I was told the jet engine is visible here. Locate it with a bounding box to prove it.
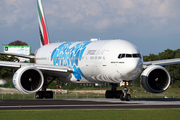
[13,66,44,94]
[141,65,171,93]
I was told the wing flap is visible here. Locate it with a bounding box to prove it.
[34,64,73,73]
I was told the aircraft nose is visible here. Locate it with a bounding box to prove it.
[128,58,141,69]
[124,59,143,79]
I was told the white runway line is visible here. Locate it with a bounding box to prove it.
[0,102,180,109]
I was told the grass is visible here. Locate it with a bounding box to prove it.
[0,109,180,120]
[129,87,180,99]
[0,93,105,99]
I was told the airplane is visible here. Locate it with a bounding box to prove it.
[0,0,180,101]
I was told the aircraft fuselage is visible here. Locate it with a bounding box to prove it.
[35,39,143,83]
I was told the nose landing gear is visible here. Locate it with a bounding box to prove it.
[120,86,131,101]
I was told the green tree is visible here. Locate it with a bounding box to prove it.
[143,53,159,61]
[159,49,175,60]
[0,55,18,79]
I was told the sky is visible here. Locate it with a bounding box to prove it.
[0,0,180,55]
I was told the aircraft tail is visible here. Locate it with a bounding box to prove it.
[37,0,50,46]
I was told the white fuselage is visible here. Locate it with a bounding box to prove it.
[35,39,143,83]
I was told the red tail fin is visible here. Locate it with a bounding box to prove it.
[37,0,50,46]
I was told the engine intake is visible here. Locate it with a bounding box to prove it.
[13,66,44,94]
[141,65,171,93]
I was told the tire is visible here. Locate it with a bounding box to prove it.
[115,90,123,98]
[125,94,131,101]
[105,90,113,98]
[36,91,44,99]
[44,91,53,99]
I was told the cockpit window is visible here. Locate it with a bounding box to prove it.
[118,54,121,59]
[133,54,138,58]
[118,54,125,58]
[118,53,141,59]
[133,54,142,59]
[126,54,132,58]
[121,54,125,58]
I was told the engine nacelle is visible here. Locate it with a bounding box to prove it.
[141,65,171,93]
[13,66,44,94]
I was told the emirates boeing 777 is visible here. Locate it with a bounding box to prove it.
[0,0,180,101]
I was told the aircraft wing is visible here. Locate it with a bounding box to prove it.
[0,61,73,74]
[0,52,34,59]
[143,58,180,68]
[0,52,73,77]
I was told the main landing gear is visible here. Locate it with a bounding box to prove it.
[35,76,55,99]
[105,83,131,101]
[36,91,53,99]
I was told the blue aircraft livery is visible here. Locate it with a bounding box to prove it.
[51,41,92,79]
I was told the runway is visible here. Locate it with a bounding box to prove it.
[1,98,180,110]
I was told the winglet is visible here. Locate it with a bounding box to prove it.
[37,0,50,46]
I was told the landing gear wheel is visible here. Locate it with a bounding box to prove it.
[115,90,123,98]
[125,94,131,101]
[44,91,53,99]
[120,93,131,101]
[36,91,44,99]
[105,90,123,98]
[35,91,53,99]
[120,93,125,101]
[105,90,113,98]
[120,81,131,101]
